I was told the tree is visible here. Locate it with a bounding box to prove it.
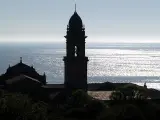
[112,84,148,100]
[109,91,124,100]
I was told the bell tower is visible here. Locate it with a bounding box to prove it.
[63,8,88,91]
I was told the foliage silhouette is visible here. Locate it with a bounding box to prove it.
[0,89,159,120]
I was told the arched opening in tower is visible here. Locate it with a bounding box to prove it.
[75,46,77,57]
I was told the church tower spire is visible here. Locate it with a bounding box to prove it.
[63,7,88,91]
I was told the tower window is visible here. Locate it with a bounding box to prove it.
[75,46,77,56]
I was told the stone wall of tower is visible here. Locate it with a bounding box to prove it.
[63,57,88,91]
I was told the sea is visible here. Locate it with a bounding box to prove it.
[1,42,160,90]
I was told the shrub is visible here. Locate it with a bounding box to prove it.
[111,104,146,120]
[0,91,48,120]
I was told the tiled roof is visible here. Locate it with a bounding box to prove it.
[6,74,41,84]
[88,91,113,100]
[42,84,64,89]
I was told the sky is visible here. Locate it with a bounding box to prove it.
[1,0,160,43]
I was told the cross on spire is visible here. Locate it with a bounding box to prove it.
[75,3,76,12]
[74,0,77,12]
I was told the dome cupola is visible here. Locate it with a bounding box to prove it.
[69,11,83,28]
[68,4,83,30]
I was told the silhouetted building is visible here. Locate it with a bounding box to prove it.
[0,57,46,86]
[0,7,90,97]
[63,7,89,91]
[6,74,42,93]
